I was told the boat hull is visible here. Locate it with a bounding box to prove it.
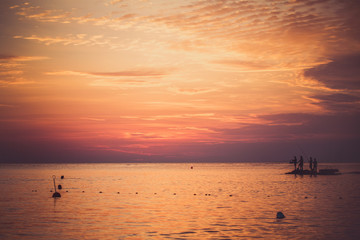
[286,169,341,175]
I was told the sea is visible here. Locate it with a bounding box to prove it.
[0,163,359,240]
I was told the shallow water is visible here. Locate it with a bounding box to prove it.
[0,163,359,239]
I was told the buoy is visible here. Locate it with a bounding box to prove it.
[117,192,120,194]
[51,175,61,198]
[136,192,138,194]
[52,192,61,198]
[276,212,285,219]
[173,193,176,195]
[58,184,62,190]
[82,191,85,193]
[61,175,64,179]
[229,195,232,197]
[190,166,193,169]
[194,193,196,195]
[99,191,102,193]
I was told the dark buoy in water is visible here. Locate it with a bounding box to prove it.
[58,184,62,190]
[190,166,193,169]
[52,175,61,198]
[52,192,61,198]
[61,175,64,179]
[276,212,285,219]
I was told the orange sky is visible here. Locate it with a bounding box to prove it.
[1,0,360,162]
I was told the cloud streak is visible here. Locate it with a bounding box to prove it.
[0,54,48,85]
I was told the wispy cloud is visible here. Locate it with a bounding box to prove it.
[0,54,48,62]
[0,54,48,86]
[169,86,217,95]
[14,34,116,48]
[46,69,170,79]
[46,68,171,89]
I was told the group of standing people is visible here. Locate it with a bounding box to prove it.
[291,156,317,173]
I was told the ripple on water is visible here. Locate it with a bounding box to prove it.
[178,231,197,234]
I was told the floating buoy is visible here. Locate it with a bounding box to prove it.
[194,193,196,196]
[58,184,62,190]
[190,166,193,169]
[52,192,61,198]
[136,192,138,194]
[51,175,61,198]
[117,192,120,194]
[173,193,176,195]
[99,191,102,193]
[276,212,285,219]
[229,195,232,197]
[82,191,85,193]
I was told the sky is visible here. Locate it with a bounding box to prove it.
[0,0,360,163]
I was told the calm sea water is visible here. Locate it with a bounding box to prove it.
[0,163,359,240]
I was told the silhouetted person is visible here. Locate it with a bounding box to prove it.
[309,157,313,172]
[313,158,318,173]
[292,156,297,171]
[298,156,304,172]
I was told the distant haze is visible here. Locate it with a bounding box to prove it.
[0,0,360,163]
